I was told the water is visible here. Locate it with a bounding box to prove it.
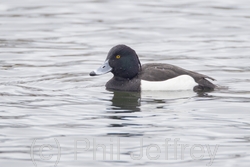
[0,0,250,166]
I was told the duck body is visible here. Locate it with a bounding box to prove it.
[90,45,216,92]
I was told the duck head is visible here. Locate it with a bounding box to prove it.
[90,45,141,79]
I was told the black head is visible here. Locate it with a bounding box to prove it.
[90,45,141,79]
[107,45,141,78]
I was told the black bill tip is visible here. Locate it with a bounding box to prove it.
[89,71,96,76]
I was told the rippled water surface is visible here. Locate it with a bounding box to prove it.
[1,0,250,166]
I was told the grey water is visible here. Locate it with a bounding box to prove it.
[0,0,250,167]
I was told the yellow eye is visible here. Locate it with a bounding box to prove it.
[116,55,121,59]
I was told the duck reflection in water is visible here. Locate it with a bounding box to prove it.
[106,90,210,131]
[106,91,141,130]
[109,91,141,113]
[108,90,206,113]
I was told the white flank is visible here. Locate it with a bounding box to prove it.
[141,75,197,91]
